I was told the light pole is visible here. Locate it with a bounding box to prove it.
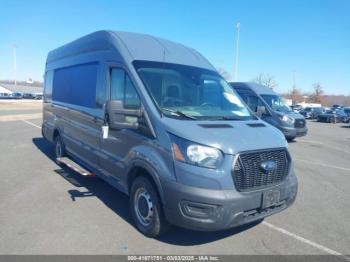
[12,44,17,87]
[234,22,240,82]
[292,70,296,90]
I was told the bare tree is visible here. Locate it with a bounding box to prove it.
[254,73,264,85]
[217,67,231,81]
[253,73,278,89]
[289,87,303,105]
[309,82,325,104]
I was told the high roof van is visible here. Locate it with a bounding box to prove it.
[42,31,298,237]
[230,82,308,141]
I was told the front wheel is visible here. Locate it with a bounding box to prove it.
[54,135,66,164]
[286,137,295,142]
[130,176,170,237]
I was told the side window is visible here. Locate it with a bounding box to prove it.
[96,66,107,109]
[248,95,259,112]
[110,68,140,109]
[237,92,259,112]
[125,75,141,109]
[110,68,124,101]
[44,70,54,102]
[52,63,98,108]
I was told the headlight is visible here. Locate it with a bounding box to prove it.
[169,134,223,169]
[279,115,294,125]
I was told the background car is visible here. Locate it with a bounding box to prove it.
[33,93,43,100]
[317,109,348,123]
[291,105,302,112]
[300,107,324,119]
[10,92,23,99]
[299,107,313,119]
[0,93,10,99]
[343,108,350,123]
[22,93,36,99]
[310,107,325,119]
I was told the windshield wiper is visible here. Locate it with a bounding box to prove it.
[201,116,243,121]
[161,108,198,120]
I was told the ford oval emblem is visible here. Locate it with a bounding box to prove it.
[261,160,277,172]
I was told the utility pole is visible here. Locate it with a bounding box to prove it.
[234,22,240,82]
[292,70,296,90]
[12,44,17,87]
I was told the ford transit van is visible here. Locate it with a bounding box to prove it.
[42,31,298,237]
[230,82,307,141]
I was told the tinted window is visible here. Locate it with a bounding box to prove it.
[125,76,141,109]
[236,92,263,112]
[96,68,107,109]
[44,70,54,102]
[110,68,140,109]
[110,68,125,101]
[52,63,98,108]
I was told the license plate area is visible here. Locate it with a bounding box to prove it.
[262,190,280,209]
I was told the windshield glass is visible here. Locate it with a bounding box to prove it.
[303,107,312,112]
[134,61,253,120]
[261,94,292,112]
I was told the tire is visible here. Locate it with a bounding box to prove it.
[54,134,66,164]
[130,176,171,237]
[286,137,295,142]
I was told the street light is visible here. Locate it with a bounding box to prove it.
[12,44,17,87]
[234,22,240,82]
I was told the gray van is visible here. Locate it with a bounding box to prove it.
[42,31,298,237]
[230,82,307,141]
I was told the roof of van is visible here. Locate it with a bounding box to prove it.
[230,82,277,95]
[47,30,216,71]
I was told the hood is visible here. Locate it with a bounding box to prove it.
[276,111,305,119]
[162,118,287,155]
[321,113,334,116]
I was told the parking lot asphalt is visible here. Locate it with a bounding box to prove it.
[0,102,349,256]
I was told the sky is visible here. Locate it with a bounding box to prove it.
[0,0,349,95]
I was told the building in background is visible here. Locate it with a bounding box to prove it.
[0,83,43,99]
[0,85,13,98]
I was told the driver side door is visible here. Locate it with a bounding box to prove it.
[237,91,275,123]
[99,65,144,187]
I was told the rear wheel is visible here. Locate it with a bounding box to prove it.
[130,176,171,237]
[54,135,66,164]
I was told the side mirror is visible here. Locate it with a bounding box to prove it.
[105,100,142,130]
[256,105,267,117]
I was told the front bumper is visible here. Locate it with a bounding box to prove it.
[279,126,307,138]
[160,173,298,231]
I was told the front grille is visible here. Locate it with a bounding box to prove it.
[232,149,289,191]
[294,119,305,128]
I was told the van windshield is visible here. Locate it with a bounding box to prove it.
[133,61,254,120]
[261,94,292,113]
